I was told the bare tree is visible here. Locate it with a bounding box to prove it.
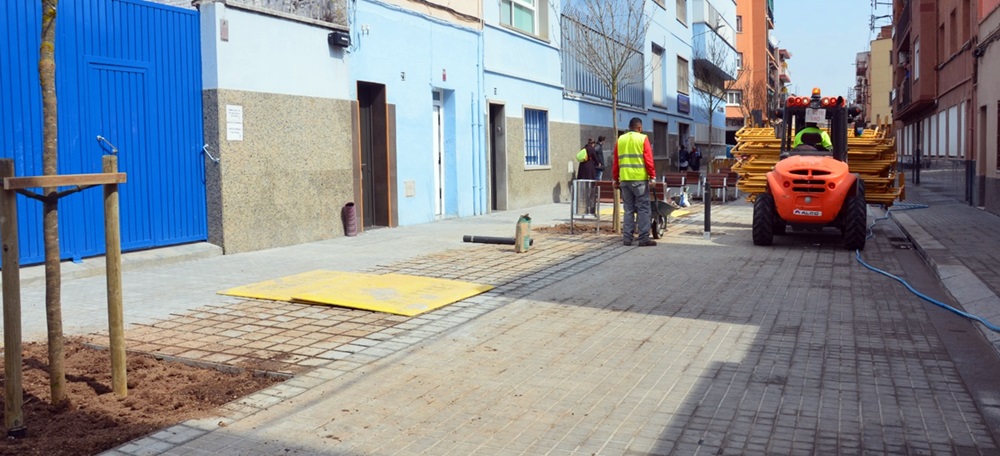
[39,0,68,406]
[692,33,737,159]
[561,0,653,135]
[726,64,771,128]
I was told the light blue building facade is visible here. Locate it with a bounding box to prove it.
[178,0,736,253]
[349,1,488,224]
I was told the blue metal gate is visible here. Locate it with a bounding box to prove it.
[0,0,206,265]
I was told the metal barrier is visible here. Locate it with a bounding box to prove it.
[570,179,599,234]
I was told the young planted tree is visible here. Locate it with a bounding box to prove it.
[692,33,737,163]
[561,0,653,139]
[561,0,653,232]
[40,0,68,406]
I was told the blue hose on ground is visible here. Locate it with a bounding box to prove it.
[855,203,1000,333]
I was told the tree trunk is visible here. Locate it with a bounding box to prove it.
[610,94,621,234]
[40,0,67,407]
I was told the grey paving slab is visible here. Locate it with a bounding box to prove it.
[0,179,987,456]
[8,203,573,343]
[90,194,1000,456]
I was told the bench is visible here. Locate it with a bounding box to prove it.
[594,180,668,204]
[584,180,679,237]
[704,172,739,202]
[685,171,704,198]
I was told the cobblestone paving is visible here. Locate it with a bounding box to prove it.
[87,232,619,375]
[102,202,1000,456]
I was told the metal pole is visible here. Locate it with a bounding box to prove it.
[704,177,711,239]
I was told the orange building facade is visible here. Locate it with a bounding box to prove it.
[725,0,784,144]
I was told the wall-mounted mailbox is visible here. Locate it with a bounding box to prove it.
[328,31,350,48]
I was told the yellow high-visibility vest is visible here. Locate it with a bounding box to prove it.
[617,132,649,181]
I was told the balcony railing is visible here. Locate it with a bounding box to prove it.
[560,15,644,109]
[896,78,912,111]
[896,0,911,38]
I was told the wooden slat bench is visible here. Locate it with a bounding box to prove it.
[704,172,740,202]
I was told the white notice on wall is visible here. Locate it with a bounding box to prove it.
[227,123,243,141]
[226,104,244,141]
[226,105,243,123]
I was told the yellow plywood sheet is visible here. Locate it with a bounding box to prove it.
[217,270,359,302]
[219,271,493,317]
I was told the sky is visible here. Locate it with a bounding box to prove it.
[773,0,893,99]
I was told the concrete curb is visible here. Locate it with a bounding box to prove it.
[890,211,1000,352]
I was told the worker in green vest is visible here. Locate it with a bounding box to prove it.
[612,117,657,247]
[792,122,833,150]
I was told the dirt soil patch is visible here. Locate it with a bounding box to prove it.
[534,220,618,236]
[1,338,282,456]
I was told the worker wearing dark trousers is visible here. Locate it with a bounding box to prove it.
[612,117,657,247]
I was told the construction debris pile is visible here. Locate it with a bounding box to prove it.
[730,124,905,206]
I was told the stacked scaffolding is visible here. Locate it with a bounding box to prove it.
[730,123,904,206]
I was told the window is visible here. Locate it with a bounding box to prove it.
[736,52,743,70]
[653,0,665,8]
[950,9,957,54]
[677,56,689,94]
[524,108,549,166]
[736,15,742,32]
[938,24,945,61]
[653,45,665,107]
[914,39,920,80]
[501,0,538,36]
[676,0,687,25]
[963,0,971,42]
[726,90,742,106]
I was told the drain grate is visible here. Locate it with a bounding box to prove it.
[683,230,726,236]
[887,236,913,249]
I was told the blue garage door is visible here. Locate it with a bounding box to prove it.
[0,0,206,264]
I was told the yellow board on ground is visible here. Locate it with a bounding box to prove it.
[218,271,493,317]
[218,270,358,302]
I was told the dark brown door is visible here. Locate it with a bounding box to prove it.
[489,103,507,211]
[357,82,390,227]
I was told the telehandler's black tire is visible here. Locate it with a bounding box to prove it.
[752,192,776,246]
[842,180,867,250]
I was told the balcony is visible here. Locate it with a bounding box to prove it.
[895,78,912,111]
[691,0,737,50]
[894,0,911,49]
[855,52,869,76]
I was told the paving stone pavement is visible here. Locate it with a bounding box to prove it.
[887,170,1000,351]
[95,194,1000,456]
[83,233,617,375]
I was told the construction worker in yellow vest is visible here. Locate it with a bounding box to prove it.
[612,117,657,247]
[792,122,833,150]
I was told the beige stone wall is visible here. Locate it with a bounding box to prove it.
[504,118,615,209]
[203,89,354,254]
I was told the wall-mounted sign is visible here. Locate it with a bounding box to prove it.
[678,93,690,114]
[226,105,243,141]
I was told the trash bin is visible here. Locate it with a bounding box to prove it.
[341,202,358,237]
[572,179,597,216]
